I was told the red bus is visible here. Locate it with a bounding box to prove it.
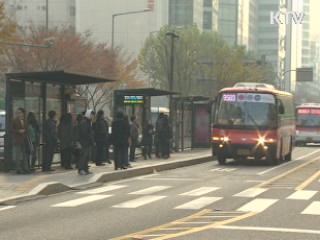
[211,83,295,165]
[295,103,320,146]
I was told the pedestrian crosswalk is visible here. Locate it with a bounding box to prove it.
[44,184,320,216]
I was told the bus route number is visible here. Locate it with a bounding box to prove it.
[223,94,236,102]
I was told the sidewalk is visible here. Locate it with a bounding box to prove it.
[0,149,212,205]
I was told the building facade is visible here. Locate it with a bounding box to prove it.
[3,0,75,32]
[168,0,219,32]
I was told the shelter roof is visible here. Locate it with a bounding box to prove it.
[115,88,178,96]
[5,70,115,85]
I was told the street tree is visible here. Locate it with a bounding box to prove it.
[139,25,275,98]
[0,3,16,53]
[0,26,144,112]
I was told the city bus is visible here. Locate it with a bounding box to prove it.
[295,103,320,146]
[211,82,295,165]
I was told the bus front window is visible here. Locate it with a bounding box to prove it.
[216,93,277,129]
[296,109,320,127]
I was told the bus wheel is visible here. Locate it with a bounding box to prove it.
[284,151,292,161]
[217,154,227,165]
[267,150,279,165]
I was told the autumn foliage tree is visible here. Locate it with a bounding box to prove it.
[0,26,145,111]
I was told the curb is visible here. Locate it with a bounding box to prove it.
[0,154,214,205]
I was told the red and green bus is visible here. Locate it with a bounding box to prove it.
[211,82,295,165]
[295,103,320,146]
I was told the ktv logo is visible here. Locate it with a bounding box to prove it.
[270,11,305,24]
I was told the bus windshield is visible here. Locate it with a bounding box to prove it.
[215,93,277,129]
[296,108,320,127]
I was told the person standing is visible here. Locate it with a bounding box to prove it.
[111,112,130,170]
[129,116,139,163]
[154,113,164,158]
[27,112,40,171]
[159,114,172,159]
[78,110,95,175]
[42,110,58,172]
[72,114,82,169]
[93,110,109,166]
[59,113,74,170]
[141,120,154,160]
[12,108,31,174]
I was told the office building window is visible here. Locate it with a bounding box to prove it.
[203,12,212,30]
[204,0,212,8]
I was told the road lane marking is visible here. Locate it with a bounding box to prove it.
[151,212,257,240]
[217,225,320,235]
[128,186,172,195]
[180,187,220,196]
[233,188,267,198]
[52,195,112,207]
[287,190,317,200]
[258,149,320,175]
[175,197,222,210]
[0,206,16,212]
[237,198,278,212]
[210,168,236,172]
[77,185,127,194]
[296,170,320,190]
[255,156,320,188]
[112,196,166,208]
[301,201,320,215]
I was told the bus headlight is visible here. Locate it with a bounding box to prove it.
[257,137,276,145]
[222,136,229,142]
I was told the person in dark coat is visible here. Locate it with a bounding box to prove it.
[141,120,154,160]
[111,112,130,170]
[93,110,110,166]
[59,113,74,170]
[27,112,40,171]
[129,116,139,163]
[43,110,58,172]
[72,114,82,168]
[78,110,95,175]
[159,114,172,159]
[154,113,164,158]
[12,108,32,174]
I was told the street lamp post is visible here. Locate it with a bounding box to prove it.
[111,8,150,50]
[166,31,179,151]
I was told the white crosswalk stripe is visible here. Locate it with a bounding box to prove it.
[175,197,222,210]
[287,190,317,200]
[112,196,167,208]
[210,168,236,172]
[0,206,16,212]
[52,195,113,207]
[77,185,127,195]
[128,186,172,195]
[180,187,220,196]
[233,188,268,198]
[301,201,320,215]
[237,198,278,212]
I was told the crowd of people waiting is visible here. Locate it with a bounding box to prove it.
[12,107,172,175]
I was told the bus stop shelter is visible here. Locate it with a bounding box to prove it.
[113,88,178,128]
[3,70,115,172]
[173,96,212,150]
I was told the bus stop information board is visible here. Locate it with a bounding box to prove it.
[123,95,144,104]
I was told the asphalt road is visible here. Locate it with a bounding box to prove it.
[1,146,320,240]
